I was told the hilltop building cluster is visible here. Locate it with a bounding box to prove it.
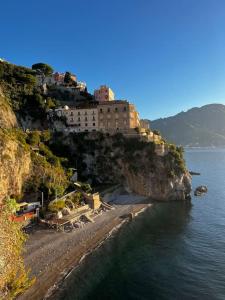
[36,70,162,145]
[52,99,141,135]
[36,71,87,93]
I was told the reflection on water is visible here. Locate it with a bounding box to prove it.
[55,202,192,300]
[56,149,225,300]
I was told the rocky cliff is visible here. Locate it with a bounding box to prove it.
[50,132,192,201]
[0,130,31,202]
[121,162,191,201]
[0,87,31,202]
[0,87,17,128]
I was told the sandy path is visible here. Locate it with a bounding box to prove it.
[18,196,151,300]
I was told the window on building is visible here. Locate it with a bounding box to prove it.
[78,112,80,115]
[100,108,103,113]
[115,107,118,112]
[85,117,88,121]
[70,118,73,122]
[108,108,110,112]
[78,117,80,121]
[70,112,73,116]
[92,111,95,114]
[85,112,87,115]
[124,107,127,111]
[85,123,88,126]
[78,123,80,126]
[93,123,95,126]
[93,116,95,121]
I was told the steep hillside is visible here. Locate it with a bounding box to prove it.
[0,87,17,128]
[0,61,56,129]
[0,128,70,204]
[0,130,31,201]
[151,104,225,147]
[49,132,191,201]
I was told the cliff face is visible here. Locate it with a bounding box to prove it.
[0,131,31,202]
[116,144,191,201]
[50,132,192,201]
[121,162,191,201]
[0,88,31,202]
[0,87,17,128]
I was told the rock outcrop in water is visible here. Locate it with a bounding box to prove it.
[194,185,207,196]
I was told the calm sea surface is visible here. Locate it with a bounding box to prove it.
[56,149,225,300]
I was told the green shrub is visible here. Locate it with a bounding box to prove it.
[71,192,82,206]
[166,143,186,175]
[41,130,51,142]
[27,131,40,146]
[48,199,65,212]
[79,182,92,193]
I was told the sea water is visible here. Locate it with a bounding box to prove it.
[55,148,225,300]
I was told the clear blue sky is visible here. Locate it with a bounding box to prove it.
[1,0,225,119]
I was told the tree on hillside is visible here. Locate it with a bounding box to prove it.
[31,63,53,76]
[64,71,72,84]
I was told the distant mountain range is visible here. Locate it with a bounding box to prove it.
[150,104,225,147]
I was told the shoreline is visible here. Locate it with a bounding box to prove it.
[45,217,129,299]
[18,194,152,300]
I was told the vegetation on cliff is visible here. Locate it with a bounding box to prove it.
[0,61,57,127]
[0,198,34,299]
[48,131,187,189]
[0,128,70,202]
[31,62,53,76]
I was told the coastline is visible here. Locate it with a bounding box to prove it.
[18,193,152,300]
